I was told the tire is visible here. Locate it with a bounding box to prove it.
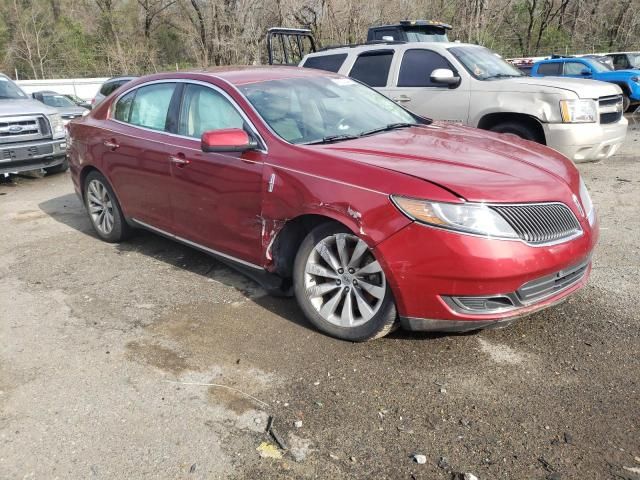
[489,121,543,144]
[83,170,131,243]
[622,94,631,112]
[44,158,69,175]
[293,222,397,341]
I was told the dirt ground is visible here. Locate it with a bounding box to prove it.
[1,117,639,480]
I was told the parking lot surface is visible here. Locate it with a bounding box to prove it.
[1,118,639,479]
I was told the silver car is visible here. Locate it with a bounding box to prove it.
[32,91,89,125]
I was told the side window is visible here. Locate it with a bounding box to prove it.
[536,62,562,76]
[398,49,453,87]
[114,90,135,122]
[373,29,397,41]
[613,55,629,69]
[129,83,176,131]
[178,84,245,139]
[564,62,588,75]
[349,51,394,87]
[100,82,119,96]
[302,54,348,73]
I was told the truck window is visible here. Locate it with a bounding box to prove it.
[302,54,348,73]
[372,29,398,41]
[349,51,393,87]
[612,55,630,69]
[398,49,453,87]
[536,62,562,76]
[563,62,587,75]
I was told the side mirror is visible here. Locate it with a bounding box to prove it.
[430,68,461,87]
[201,128,257,153]
[580,68,592,76]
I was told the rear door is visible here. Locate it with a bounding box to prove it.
[103,81,177,231]
[382,48,470,123]
[165,82,265,265]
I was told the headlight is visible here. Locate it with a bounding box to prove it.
[631,76,639,83]
[47,113,65,138]
[392,196,518,239]
[579,177,595,225]
[82,109,90,116]
[560,99,597,123]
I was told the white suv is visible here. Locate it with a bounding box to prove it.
[301,42,627,162]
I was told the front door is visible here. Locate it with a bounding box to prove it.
[166,83,265,266]
[381,48,470,124]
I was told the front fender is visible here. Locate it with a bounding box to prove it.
[469,91,564,126]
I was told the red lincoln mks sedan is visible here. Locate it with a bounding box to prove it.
[68,67,598,341]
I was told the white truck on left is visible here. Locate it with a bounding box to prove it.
[0,73,68,176]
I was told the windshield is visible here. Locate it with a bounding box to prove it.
[42,94,76,108]
[449,46,523,80]
[629,53,640,68]
[404,27,449,43]
[240,76,419,145]
[0,77,28,99]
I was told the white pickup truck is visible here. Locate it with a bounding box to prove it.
[301,42,627,162]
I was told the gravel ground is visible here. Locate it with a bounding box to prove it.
[1,118,639,479]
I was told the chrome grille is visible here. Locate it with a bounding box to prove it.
[0,115,46,144]
[599,95,623,124]
[517,258,590,304]
[491,203,582,245]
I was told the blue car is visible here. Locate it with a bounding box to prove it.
[532,57,640,111]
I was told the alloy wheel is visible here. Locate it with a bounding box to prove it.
[87,179,115,235]
[304,233,386,328]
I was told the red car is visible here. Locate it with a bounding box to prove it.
[68,67,598,341]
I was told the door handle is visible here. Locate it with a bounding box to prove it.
[392,96,411,103]
[169,155,190,168]
[103,139,119,149]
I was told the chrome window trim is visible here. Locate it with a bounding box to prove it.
[109,78,268,154]
[391,197,584,247]
[131,218,264,271]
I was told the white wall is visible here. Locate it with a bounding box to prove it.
[16,78,109,101]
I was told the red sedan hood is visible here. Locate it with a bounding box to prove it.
[316,124,579,203]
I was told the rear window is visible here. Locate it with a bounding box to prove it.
[128,83,176,131]
[302,54,348,73]
[349,51,393,87]
[536,62,562,76]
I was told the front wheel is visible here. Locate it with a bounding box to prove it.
[489,121,543,144]
[293,223,397,341]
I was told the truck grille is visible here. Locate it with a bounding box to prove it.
[491,203,582,245]
[599,95,623,124]
[0,115,47,144]
[516,257,590,304]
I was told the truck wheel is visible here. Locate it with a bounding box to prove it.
[489,121,543,144]
[83,171,131,243]
[44,159,69,175]
[293,222,397,341]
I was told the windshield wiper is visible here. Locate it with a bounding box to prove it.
[359,122,422,137]
[304,133,361,145]
[484,73,522,80]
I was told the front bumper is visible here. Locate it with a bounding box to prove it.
[0,138,67,175]
[374,219,598,332]
[543,117,627,163]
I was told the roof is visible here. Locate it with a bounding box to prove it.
[307,41,477,57]
[181,66,341,86]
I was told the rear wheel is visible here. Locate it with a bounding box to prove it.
[44,158,69,175]
[83,171,131,243]
[293,223,397,341]
[489,121,544,144]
